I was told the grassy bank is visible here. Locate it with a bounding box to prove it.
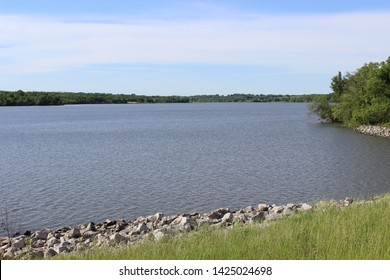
[54,194,390,260]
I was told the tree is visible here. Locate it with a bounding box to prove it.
[330,71,346,102]
[309,95,335,122]
[311,57,390,127]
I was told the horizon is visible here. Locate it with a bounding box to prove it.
[1,0,390,95]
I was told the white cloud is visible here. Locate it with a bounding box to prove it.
[0,11,389,74]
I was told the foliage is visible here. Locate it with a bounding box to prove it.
[330,71,346,102]
[311,57,390,127]
[308,95,334,122]
[0,91,322,106]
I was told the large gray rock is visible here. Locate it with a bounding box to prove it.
[3,247,17,258]
[136,223,149,234]
[251,212,266,222]
[46,237,60,247]
[269,205,284,214]
[282,207,295,216]
[32,248,45,258]
[84,222,96,232]
[299,203,312,211]
[69,228,81,238]
[32,230,49,240]
[243,206,255,213]
[32,239,46,248]
[44,248,57,258]
[110,233,128,245]
[149,212,164,222]
[179,216,195,231]
[257,204,269,211]
[208,208,230,219]
[221,212,233,224]
[265,212,281,221]
[11,238,25,249]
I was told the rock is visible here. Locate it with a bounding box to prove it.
[355,125,390,138]
[105,220,117,227]
[81,230,97,241]
[32,229,49,240]
[0,237,11,246]
[251,212,266,222]
[60,234,69,243]
[47,232,62,239]
[32,239,47,248]
[32,248,45,258]
[233,213,249,223]
[243,206,255,213]
[85,222,96,232]
[55,226,71,233]
[46,237,60,248]
[115,223,127,232]
[3,247,17,258]
[136,223,149,234]
[110,233,128,245]
[197,218,211,227]
[147,212,164,223]
[11,238,25,249]
[221,212,233,224]
[270,205,284,214]
[257,204,269,211]
[207,211,221,219]
[286,203,295,209]
[53,241,72,254]
[299,203,312,211]
[44,248,58,258]
[265,212,281,221]
[179,216,195,231]
[344,197,354,206]
[208,208,230,219]
[95,234,108,246]
[1,244,10,252]
[69,228,81,238]
[282,207,295,215]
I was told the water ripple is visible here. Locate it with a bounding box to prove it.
[1,103,390,234]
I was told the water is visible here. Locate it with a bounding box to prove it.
[1,103,390,234]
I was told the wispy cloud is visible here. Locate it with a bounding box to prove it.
[1,11,389,75]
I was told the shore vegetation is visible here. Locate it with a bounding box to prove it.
[310,56,390,127]
[50,194,390,260]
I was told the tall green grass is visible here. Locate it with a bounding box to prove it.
[56,195,390,260]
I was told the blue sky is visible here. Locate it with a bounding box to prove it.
[1,1,390,95]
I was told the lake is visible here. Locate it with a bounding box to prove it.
[1,103,390,235]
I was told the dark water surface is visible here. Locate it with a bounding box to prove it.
[1,103,390,234]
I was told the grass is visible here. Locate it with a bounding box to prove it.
[54,194,390,260]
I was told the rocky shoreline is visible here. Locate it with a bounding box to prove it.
[0,198,357,259]
[354,125,390,138]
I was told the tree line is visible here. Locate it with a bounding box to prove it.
[0,91,321,106]
[310,57,390,127]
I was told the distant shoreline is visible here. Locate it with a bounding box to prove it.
[0,90,323,106]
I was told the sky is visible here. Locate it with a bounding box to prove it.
[1,0,390,95]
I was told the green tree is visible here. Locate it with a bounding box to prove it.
[330,71,346,102]
[309,95,335,122]
[311,57,390,126]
